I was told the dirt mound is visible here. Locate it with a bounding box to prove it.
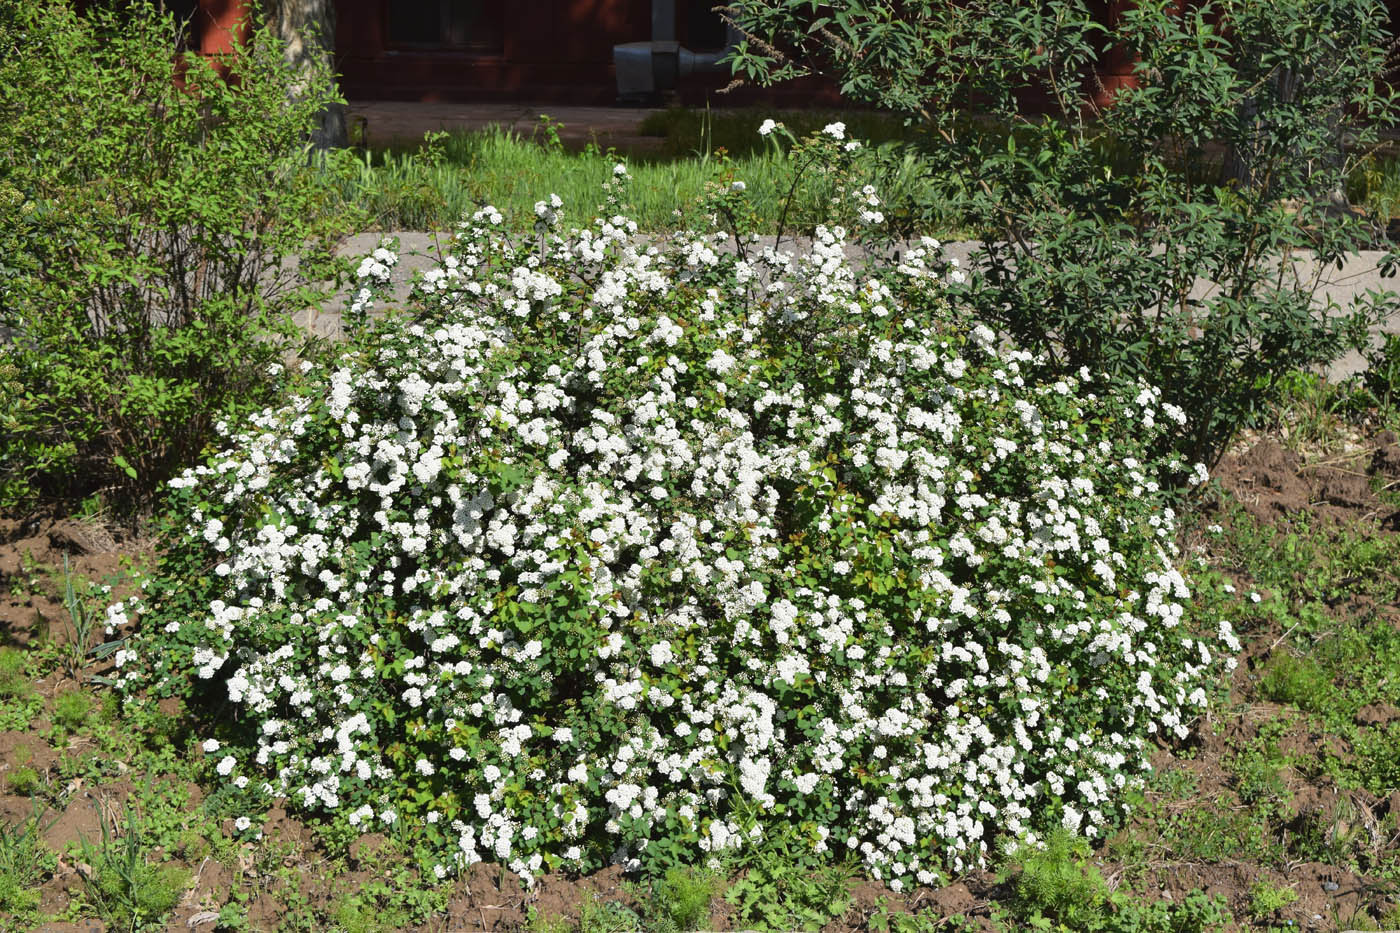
[1213,432,1400,529]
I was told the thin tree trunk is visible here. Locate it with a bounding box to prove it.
[264,0,347,149]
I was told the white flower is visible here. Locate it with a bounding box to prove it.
[758,118,779,137]
[216,755,236,776]
[707,349,737,375]
[613,162,628,176]
[234,816,252,832]
[822,121,846,139]
[730,181,747,192]
[202,739,220,753]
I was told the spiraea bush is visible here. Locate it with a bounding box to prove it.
[111,158,1237,890]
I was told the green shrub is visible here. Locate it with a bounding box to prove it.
[0,0,361,509]
[1364,333,1400,411]
[115,160,1236,888]
[723,0,1400,467]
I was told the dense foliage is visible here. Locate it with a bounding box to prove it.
[723,0,1400,466]
[0,0,360,508]
[112,165,1237,889]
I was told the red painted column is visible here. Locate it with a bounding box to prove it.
[197,0,249,67]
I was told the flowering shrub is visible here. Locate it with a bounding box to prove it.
[113,164,1236,890]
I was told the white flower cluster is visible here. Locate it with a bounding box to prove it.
[350,242,399,315]
[116,167,1235,889]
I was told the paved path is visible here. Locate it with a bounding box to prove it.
[303,232,1400,381]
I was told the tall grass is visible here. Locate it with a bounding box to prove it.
[636,106,920,159]
[332,125,814,233]
[333,119,1400,241]
[328,116,963,236]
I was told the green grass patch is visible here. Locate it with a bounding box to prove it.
[636,107,919,159]
[334,119,968,237]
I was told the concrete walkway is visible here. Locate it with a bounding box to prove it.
[303,232,1400,381]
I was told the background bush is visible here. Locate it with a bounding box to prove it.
[114,167,1235,889]
[0,0,361,511]
[724,0,1400,467]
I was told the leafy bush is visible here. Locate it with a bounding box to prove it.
[114,166,1236,888]
[722,0,1400,466]
[0,0,360,509]
[1364,333,1400,410]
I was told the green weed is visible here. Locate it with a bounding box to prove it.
[0,802,56,922]
[1229,725,1293,808]
[1259,652,1331,713]
[723,827,855,932]
[579,894,643,933]
[76,804,190,932]
[1248,879,1299,920]
[1364,333,1400,415]
[7,764,42,797]
[60,555,97,681]
[53,687,94,732]
[646,865,722,932]
[1004,829,1111,930]
[0,646,32,698]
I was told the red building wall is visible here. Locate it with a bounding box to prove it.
[181,0,1400,107]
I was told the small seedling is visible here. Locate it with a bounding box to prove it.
[0,646,31,699]
[61,555,97,682]
[52,688,94,733]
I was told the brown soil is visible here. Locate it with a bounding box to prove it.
[0,513,153,650]
[1107,429,1400,931]
[1210,433,1400,528]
